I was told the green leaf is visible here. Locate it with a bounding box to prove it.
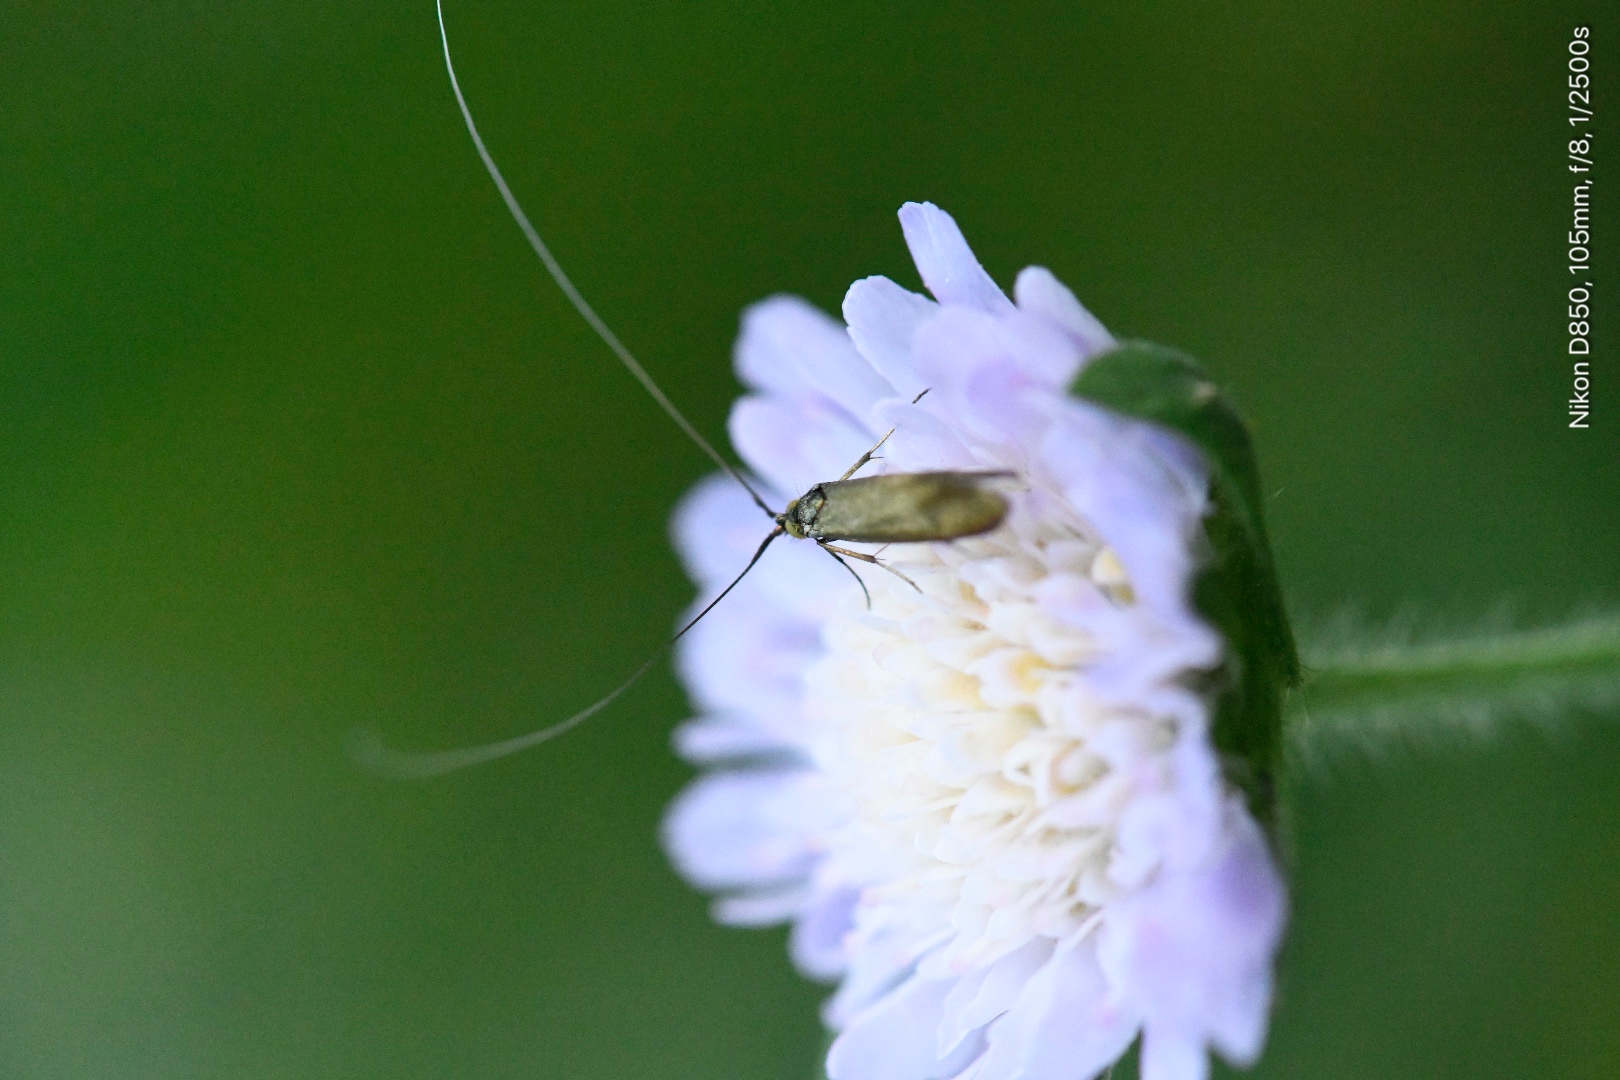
[1071,341,1299,830]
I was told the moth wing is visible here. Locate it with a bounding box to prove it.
[813,472,1012,542]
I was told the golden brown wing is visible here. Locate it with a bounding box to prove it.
[805,471,1011,543]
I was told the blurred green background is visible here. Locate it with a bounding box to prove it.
[2,1,1617,1076]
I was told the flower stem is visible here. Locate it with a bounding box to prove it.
[1286,614,1620,756]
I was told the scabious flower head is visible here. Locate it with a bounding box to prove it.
[664,203,1286,1080]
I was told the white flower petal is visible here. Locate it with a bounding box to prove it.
[790,884,861,980]
[662,768,829,890]
[1099,803,1286,1070]
[869,398,978,472]
[1040,405,1210,619]
[914,306,1084,393]
[670,472,783,589]
[714,885,811,927]
[825,923,947,1029]
[974,940,1137,1080]
[900,312,1083,471]
[936,937,1053,1056]
[899,202,1016,315]
[1013,266,1116,357]
[1138,1032,1210,1080]
[673,593,819,717]
[671,711,804,763]
[843,274,937,401]
[730,393,880,501]
[737,294,897,418]
[828,973,958,1080]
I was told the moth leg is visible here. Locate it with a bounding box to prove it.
[837,428,896,482]
[817,544,872,608]
[820,542,922,593]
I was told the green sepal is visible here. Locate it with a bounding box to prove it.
[1070,341,1299,831]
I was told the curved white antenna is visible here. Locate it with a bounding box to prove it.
[352,6,789,777]
[434,0,776,520]
[348,651,660,777]
[353,527,785,777]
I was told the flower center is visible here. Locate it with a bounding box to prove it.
[802,507,1152,972]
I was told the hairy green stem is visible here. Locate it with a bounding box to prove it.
[1285,615,1620,755]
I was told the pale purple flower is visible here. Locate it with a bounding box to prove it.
[663,203,1286,1080]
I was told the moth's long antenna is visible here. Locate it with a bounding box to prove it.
[435,0,776,521]
[352,526,786,777]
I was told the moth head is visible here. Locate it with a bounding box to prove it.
[779,487,827,539]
